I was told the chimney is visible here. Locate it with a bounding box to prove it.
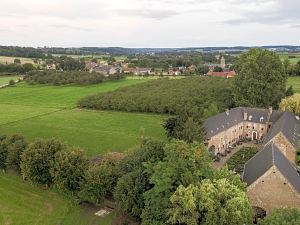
[268,107,273,115]
[225,109,229,116]
[243,112,248,121]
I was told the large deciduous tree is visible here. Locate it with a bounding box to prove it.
[51,147,88,194]
[232,48,287,108]
[141,140,213,225]
[260,208,300,225]
[114,139,165,220]
[279,93,300,116]
[80,159,118,205]
[20,139,66,187]
[168,179,253,225]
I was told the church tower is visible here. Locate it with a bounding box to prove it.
[220,56,226,69]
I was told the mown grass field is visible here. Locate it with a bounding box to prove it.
[0,75,19,85]
[0,56,36,64]
[279,53,300,65]
[0,107,165,155]
[0,79,147,108]
[287,76,300,93]
[0,77,165,225]
[0,174,114,225]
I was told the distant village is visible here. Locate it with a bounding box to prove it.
[46,55,236,78]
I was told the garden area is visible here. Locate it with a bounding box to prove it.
[226,147,258,174]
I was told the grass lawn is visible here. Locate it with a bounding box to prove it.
[0,108,166,155]
[287,76,300,93]
[0,76,19,86]
[0,79,147,108]
[0,173,113,225]
[0,56,36,65]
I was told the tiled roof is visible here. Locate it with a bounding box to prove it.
[263,111,300,148]
[243,142,300,193]
[203,107,277,138]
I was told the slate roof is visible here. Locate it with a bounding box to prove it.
[263,111,300,148]
[243,143,300,193]
[204,107,277,139]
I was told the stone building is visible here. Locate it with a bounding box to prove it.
[204,107,300,214]
[243,143,300,213]
[204,107,280,155]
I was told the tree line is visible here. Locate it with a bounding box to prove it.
[24,70,124,85]
[0,63,34,74]
[1,134,298,224]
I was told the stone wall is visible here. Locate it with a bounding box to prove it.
[269,133,296,165]
[247,166,300,213]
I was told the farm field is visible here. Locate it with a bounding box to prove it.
[0,75,19,85]
[0,173,113,225]
[0,77,165,225]
[278,53,300,65]
[0,56,36,64]
[0,79,147,108]
[0,107,165,155]
[287,76,300,93]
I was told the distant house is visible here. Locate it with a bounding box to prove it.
[206,70,236,78]
[46,63,56,70]
[188,64,197,72]
[91,65,121,75]
[85,61,98,70]
[123,67,151,75]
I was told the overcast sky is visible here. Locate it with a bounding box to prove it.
[1,0,300,47]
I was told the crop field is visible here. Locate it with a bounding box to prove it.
[0,56,36,64]
[0,173,114,225]
[287,77,300,93]
[0,75,19,85]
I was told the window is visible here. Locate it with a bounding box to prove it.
[261,128,264,131]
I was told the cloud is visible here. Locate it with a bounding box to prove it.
[222,0,300,26]
[117,8,181,20]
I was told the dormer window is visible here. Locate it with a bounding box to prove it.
[260,117,264,122]
[249,115,253,121]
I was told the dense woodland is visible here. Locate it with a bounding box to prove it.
[25,70,124,85]
[0,46,45,58]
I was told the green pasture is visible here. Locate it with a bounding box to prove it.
[0,79,147,108]
[278,53,300,65]
[0,76,19,85]
[0,107,165,155]
[0,77,165,224]
[0,173,114,225]
[287,76,300,93]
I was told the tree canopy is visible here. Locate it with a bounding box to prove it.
[232,48,287,108]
